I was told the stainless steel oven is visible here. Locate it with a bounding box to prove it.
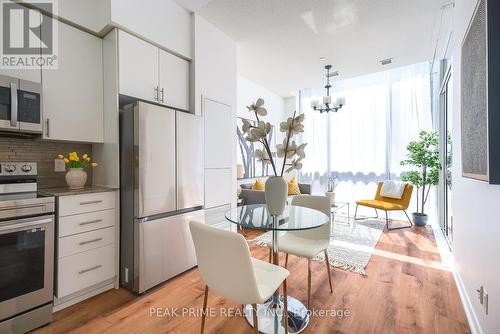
[0,162,55,334]
[0,75,42,134]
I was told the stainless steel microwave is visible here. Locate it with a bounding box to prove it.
[0,75,42,134]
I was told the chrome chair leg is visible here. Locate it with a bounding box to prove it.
[385,210,413,230]
[251,303,259,334]
[307,259,312,310]
[354,204,380,221]
[324,250,333,293]
[200,285,209,334]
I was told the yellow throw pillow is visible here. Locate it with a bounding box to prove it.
[288,176,301,195]
[252,178,265,191]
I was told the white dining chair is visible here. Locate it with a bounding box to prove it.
[189,221,290,334]
[267,195,333,309]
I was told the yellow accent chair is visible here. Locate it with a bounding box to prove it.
[355,181,413,230]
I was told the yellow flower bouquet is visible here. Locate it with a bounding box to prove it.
[57,152,98,189]
[58,152,98,169]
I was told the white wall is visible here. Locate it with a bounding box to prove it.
[194,15,237,112]
[93,29,119,188]
[194,14,237,209]
[284,96,297,118]
[452,1,500,333]
[110,0,192,58]
[237,75,285,127]
[25,0,111,33]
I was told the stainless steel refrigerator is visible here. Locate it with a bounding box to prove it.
[119,101,204,294]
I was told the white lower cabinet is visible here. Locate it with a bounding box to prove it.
[59,226,116,258]
[58,244,115,298]
[54,190,118,305]
[205,204,232,231]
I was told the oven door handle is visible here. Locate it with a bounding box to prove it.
[0,203,47,212]
[10,82,18,128]
[0,217,52,233]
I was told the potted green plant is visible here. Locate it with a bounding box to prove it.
[400,131,441,226]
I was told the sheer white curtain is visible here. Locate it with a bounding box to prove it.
[300,62,433,216]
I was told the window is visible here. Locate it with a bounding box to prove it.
[299,62,433,216]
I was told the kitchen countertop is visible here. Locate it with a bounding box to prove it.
[39,185,118,197]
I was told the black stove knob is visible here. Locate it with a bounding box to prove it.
[5,164,16,173]
[21,164,32,172]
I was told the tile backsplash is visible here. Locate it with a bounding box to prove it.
[0,137,93,188]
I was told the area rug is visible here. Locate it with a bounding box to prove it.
[253,215,385,276]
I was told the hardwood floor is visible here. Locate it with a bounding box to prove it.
[32,224,470,334]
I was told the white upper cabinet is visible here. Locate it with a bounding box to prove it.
[118,30,158,102]
[118,30,191,111]
[159,50,190,111]
[42,17,103,142]
[0,3,41,83]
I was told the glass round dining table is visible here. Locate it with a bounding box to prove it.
[225,204,330,334]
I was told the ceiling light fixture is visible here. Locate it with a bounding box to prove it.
[319,56,326,61]
[311,65,345,113]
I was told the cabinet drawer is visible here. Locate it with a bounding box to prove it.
[59,226,115,258]
[59,192,115,217]
[59,209,115,237]
[57,244,115,298]
[205,204,230,226]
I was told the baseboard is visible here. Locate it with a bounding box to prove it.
[431,224,482,334]
[53,278,116,312]
[453,270,483,334]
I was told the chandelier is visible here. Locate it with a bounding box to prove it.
[311,65,345,113]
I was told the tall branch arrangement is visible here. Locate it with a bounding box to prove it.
[240,98,306,177]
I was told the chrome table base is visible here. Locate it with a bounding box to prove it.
[244,214,310,333]
[244,295,310,334]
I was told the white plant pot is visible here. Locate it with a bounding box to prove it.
[325,191,336,206]
[65,168,87,189]
[265,176,288,216]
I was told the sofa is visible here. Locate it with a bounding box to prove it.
[238,182,311,205]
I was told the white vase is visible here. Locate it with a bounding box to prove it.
[65,168,87,189]
[265,176,288,215]
[325,191,336,206]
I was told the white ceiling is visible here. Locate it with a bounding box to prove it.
[180,0,444,97]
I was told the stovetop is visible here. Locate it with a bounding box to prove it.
[0,162,55,220]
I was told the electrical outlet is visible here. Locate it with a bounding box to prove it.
[54,159,66,172]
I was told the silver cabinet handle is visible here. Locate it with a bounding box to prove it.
[154,86,159,101]
[160,88,165,103]
[46,118,50,137]
[79,237,103,246]
[79,200,102,205]
[79,219,102,226]
[10,82,18,127]
[78,264,102,275]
